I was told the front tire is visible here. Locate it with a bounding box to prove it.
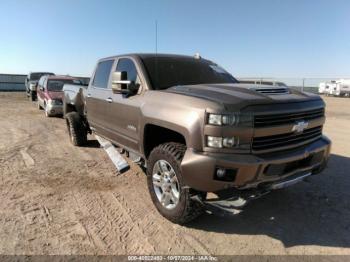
[65,112,87,146]
[147,142,204,224]
[37,100,43,110]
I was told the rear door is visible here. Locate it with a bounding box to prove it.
[37,76,45,107]
[85,59,114,137]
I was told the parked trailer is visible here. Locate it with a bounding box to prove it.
[334,79,350,97]
[318,82,328,94]
[319,81,336,96]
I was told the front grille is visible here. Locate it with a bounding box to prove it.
[252,126,323,151]
[54,99,63,105]
[254,108,324,127]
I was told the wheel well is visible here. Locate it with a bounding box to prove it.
[143,124,186,158]
[64,103,77,115]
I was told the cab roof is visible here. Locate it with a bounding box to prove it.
[100,53,205,61]
[46,75,76,80]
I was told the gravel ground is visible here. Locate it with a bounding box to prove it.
[0,92,349,255]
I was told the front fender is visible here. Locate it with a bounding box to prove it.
[140,103,205,151]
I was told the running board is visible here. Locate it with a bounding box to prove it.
[95,135,129,173]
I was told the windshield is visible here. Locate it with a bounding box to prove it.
[47,79,76,91]
[30,73,53,81]
[141,56,238,90]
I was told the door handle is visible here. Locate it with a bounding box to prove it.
[106,97,113,103]
[87,93,91,98]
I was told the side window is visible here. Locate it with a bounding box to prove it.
[92,60,114,88]
[115,58,138,83]
[38,77,43,87]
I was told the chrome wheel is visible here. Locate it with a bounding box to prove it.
[152,160,180,210]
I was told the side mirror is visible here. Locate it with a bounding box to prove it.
[112,71,130,93]
[111,71,139,96]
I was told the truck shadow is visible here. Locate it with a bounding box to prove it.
[187,153,350,249]
[84,139,101,148]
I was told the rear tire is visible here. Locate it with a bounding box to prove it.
[147,142,204,224]
[65,112,87,146]
[30,91,36,101]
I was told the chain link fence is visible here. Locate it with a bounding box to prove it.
[238,77,350,95]
[0,73,348,95]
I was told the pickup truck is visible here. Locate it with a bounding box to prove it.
[63,53,331,224]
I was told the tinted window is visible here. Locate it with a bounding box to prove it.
[116,58,138,82]
[47,79,75,91]
[38,77,44,86]
[141,56,238,90]
[92,60,114,88]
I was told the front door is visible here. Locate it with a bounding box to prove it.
[105,58,143,153]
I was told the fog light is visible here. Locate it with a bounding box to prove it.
[216,168,226,178]
[214,167,238,182]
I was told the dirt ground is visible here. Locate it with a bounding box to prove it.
[0,92,349,255]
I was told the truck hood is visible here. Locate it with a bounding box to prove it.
[165,83,321,110]
[47,91,63,100]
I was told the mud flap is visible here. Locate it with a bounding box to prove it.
[95,135,129,173]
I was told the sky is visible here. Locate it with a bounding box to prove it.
[0,0,349,79]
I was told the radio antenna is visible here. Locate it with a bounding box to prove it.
[155,20,158,54]
[155,20,159,88]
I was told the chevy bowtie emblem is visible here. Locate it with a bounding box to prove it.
[292,121,309,133]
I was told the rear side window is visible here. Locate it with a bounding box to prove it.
[116,58,138,82]
[38,77,44,87]
[92,60,114,88]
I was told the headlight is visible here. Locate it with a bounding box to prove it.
[208,114,223,125]
[207,136,239,148]
[208,113,252,126]
[207,136,223,148]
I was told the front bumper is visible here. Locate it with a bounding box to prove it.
[181,136,331,192]
[46,104,63,115]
